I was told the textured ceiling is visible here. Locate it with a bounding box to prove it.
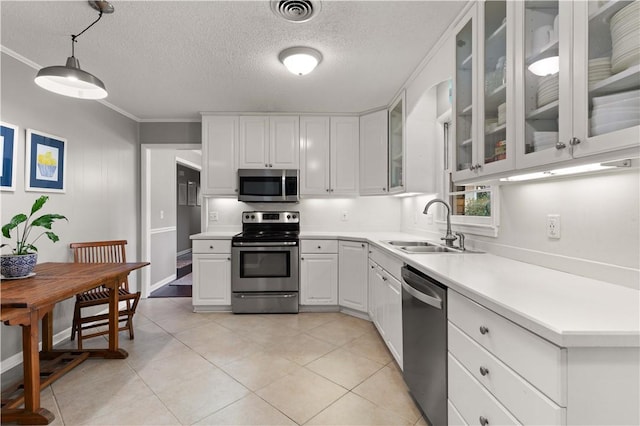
[0,1,467,121]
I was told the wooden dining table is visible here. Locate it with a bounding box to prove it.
[0,261,149,425]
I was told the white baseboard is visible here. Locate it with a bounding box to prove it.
[339,307,372,321]
[193,305,231,312]
[1,326,72,374]
[177,248,192,257]
[149,274,177,293]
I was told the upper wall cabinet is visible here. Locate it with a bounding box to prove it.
[300,116,359,196]
[453,2,515,182]
[201,115,238,196]
[360,109,389,195]
[238,116,300,169]
[453,0,639,183]
[388,92,406,193]
[516,0,640,169]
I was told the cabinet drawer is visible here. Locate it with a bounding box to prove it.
[192,240,231,254]
[448,291,567,406]
[448,400,468,426]
[449,322,566,425]
[368,246,403,281]
[448,353,521,426]
[301,239,338,253]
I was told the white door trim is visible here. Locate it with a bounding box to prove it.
[140,143,202,298]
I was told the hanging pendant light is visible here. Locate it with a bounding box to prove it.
[35,1,114,100]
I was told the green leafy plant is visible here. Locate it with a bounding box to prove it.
[1,196,68,255]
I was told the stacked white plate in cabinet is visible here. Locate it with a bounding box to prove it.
[588,57,612,88]
[532,131,558,150]
[537,74,559,107]
[590,89,640,136]
[610,1,640,73]
[498,103,507,125]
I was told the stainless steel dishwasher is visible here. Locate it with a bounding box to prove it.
[401,265,447,426]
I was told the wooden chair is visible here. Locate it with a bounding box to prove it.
[69,240,141,349]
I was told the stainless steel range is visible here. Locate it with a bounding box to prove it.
[231,211,299,313]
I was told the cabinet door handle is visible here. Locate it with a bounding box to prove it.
[479,326,489,335]
[209,246,214,249]
[479,366,489,376]
[326,189,330,192]
[361,244,365,248]
[265,163,268,167]
[317,245,322,249]
[479,416,489,426]
[555,141,566,150]
[301,257,304,260]
[569,137,581,146]
[227,257,231,261]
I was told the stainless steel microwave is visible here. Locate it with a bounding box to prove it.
[237,169,299,203]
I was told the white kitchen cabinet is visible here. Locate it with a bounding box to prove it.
[300,240,338,306]
[517,0,640,169]
[448,289,639,425]
[338,240,368,313]
[201,115,238,196]
[238,115,299,169]
[192,239,232,310]
[452,2,516,182]
[359,109,389,195]
[383,272,403,368]
[388,91,405,193]
[330,117,359,195]
[368,246,403,368]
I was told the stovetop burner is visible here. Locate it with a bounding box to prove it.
[232,211,300,243]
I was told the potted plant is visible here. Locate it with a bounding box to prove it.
[1,196,67,278]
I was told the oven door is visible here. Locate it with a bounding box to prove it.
[231,243,299,292]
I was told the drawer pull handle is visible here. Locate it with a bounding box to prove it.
[317,245,322,249]
[227,257,231,261]
[479,326,489,335]
[479,416,489,426]
[209,246,214,249]
[479,366,489,376]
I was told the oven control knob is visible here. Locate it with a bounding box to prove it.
[287,215,291,219]
[245,215,249,219]
[251,215,255,219]
[292,214,297,219]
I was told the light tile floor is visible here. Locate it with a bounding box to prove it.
[7,297,426,425]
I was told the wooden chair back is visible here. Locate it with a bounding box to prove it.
[70,240,129,290]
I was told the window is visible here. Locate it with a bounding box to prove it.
[441,116,499,237]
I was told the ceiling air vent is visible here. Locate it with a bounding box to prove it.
[271,0,321,23]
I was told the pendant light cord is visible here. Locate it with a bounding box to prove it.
[70,10,104,56]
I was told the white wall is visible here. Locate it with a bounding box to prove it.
[205,196,403,232]
[1,52,140,364]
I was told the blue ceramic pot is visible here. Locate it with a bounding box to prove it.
[1,253,37,278]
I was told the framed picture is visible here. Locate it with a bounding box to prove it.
[1,122,18,191]
[25,129,67,193]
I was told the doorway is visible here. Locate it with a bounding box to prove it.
[140,144,204,298]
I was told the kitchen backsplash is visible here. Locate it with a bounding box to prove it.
[205,196,403,232]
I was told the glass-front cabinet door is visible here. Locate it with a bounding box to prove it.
[479,0,513,174]
[388,91,405,193]
[516,0,573,168]
[572,0,640,157]
[453,6,477,181]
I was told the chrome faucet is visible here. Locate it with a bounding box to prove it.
[423,199,458,247]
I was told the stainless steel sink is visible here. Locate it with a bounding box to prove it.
[400,246,460,253]
[385,240,437,247]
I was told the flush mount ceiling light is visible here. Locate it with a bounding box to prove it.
[279,47,323,76]
[34,1,114,100]
[528,55,560,76]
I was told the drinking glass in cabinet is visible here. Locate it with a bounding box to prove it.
[587,1,640,139]
[484,0,507,165]
[456,19,473,171]
[524,1,560,155]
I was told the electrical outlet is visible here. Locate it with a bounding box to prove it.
[547,214,560,239]
[209,211,219,221]
[341,211,349,221]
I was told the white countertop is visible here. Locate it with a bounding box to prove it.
[190,231,640,348]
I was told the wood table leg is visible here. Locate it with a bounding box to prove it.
[41,310,54,352]
[105,276,127,358]
[1,309,55,425]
